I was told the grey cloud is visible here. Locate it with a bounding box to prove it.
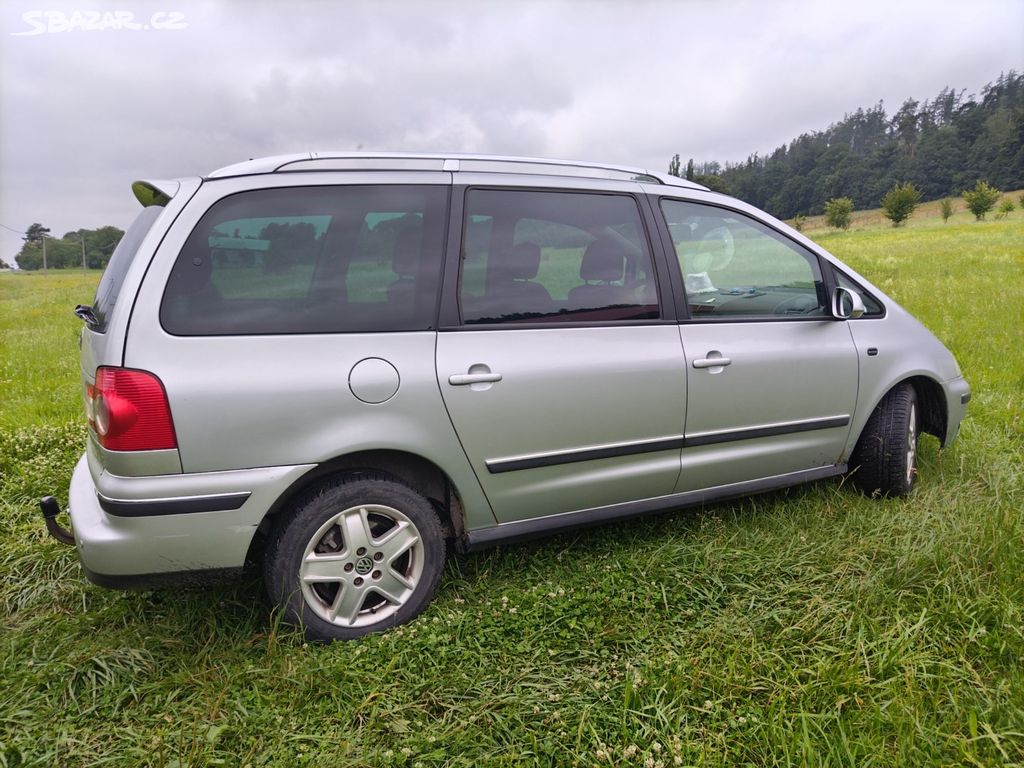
[1,0,1021,258]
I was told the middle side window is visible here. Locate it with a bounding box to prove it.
[459,189,660,325]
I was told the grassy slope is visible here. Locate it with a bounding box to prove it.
[0,208,1022,767]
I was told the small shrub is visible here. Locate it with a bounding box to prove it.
[962,181,1001,220]
[995,199,1015,219]
[1018,192,1024,208]
[882,182,921,226]
[791,214,806,232]
[824,197,854,230]
[940,198,954,222]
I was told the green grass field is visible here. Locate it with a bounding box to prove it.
[1,207,1022,767]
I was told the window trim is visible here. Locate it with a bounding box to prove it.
[438,185,671,331]
[654,195,840,324]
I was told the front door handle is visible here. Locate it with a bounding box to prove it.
[692,356,732,369]
[449,372,503,386]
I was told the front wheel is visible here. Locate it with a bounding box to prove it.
[264,476,446,641]
[850,383,919,497]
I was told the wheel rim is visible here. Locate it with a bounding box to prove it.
[298,504,424,628]
[905,402,917,487]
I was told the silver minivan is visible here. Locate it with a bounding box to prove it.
[44,153,970,640]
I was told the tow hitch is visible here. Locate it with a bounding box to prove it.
[39,496,75,545]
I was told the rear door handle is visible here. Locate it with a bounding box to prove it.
[449,372,503,386]
[692,357,732,369]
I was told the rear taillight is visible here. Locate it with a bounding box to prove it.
[87,367,177,451]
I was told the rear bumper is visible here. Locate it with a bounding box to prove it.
[67,454,314,586]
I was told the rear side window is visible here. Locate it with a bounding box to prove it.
[91,205,164,332]
[160,186,447,335]
[459,189,659,325]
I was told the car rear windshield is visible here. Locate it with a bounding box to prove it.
[91,205,164,332]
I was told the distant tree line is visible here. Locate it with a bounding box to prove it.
[670,71,1024,219]
[14,222,124,270]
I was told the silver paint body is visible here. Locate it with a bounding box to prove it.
[67,154,970,578]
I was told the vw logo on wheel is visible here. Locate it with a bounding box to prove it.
[355,557,374,575]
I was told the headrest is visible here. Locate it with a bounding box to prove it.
[579,239,624,282]
[498,242,542,280]
[392,226,421,277]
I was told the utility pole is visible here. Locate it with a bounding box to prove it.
[42,235,47,271]
[80,233,87,270]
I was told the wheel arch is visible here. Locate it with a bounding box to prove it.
[853,374,948,452]
[245,449,468,567]
[906,375,948,446]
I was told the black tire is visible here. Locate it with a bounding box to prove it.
[264,475,446,642]
[850,383,919,497]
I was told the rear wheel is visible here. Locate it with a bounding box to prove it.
[264,476,446,641]
[850,383,918,497]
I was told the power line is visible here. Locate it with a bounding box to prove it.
[0,222,26,235]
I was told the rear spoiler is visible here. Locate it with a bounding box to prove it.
[131,179,180,207]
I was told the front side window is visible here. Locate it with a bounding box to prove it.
[661,199,827,319]
[161,185,446,335]
[459,189,660,325]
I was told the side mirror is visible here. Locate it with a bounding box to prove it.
[832,286,865,320]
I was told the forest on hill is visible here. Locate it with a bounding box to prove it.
[671,71,1024,219]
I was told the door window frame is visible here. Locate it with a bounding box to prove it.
[438,185,678,330]
[651,195,843,324]
[159,183,452,336]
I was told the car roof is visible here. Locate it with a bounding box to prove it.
[206,152,708,191]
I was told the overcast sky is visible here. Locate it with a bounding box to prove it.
[1,0,1021,261]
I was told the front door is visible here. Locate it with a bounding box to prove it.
[658,198,859,491]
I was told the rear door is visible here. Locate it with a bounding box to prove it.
[657,197,859,491]
[436,184,688,523]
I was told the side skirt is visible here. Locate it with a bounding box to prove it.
[460,464,845,552]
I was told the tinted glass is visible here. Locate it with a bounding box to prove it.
[161,186,447,335]
[460,189,659,325]
[92,205,164,332]
[661,200,827,319]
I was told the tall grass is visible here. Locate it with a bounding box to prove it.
[1,209,1022,766]
[0,269,95,429]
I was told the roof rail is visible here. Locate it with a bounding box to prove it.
[206,152,707,190]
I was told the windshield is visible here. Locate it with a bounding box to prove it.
[90,205,164,332]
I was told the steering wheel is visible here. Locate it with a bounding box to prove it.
[688,225,735,273]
